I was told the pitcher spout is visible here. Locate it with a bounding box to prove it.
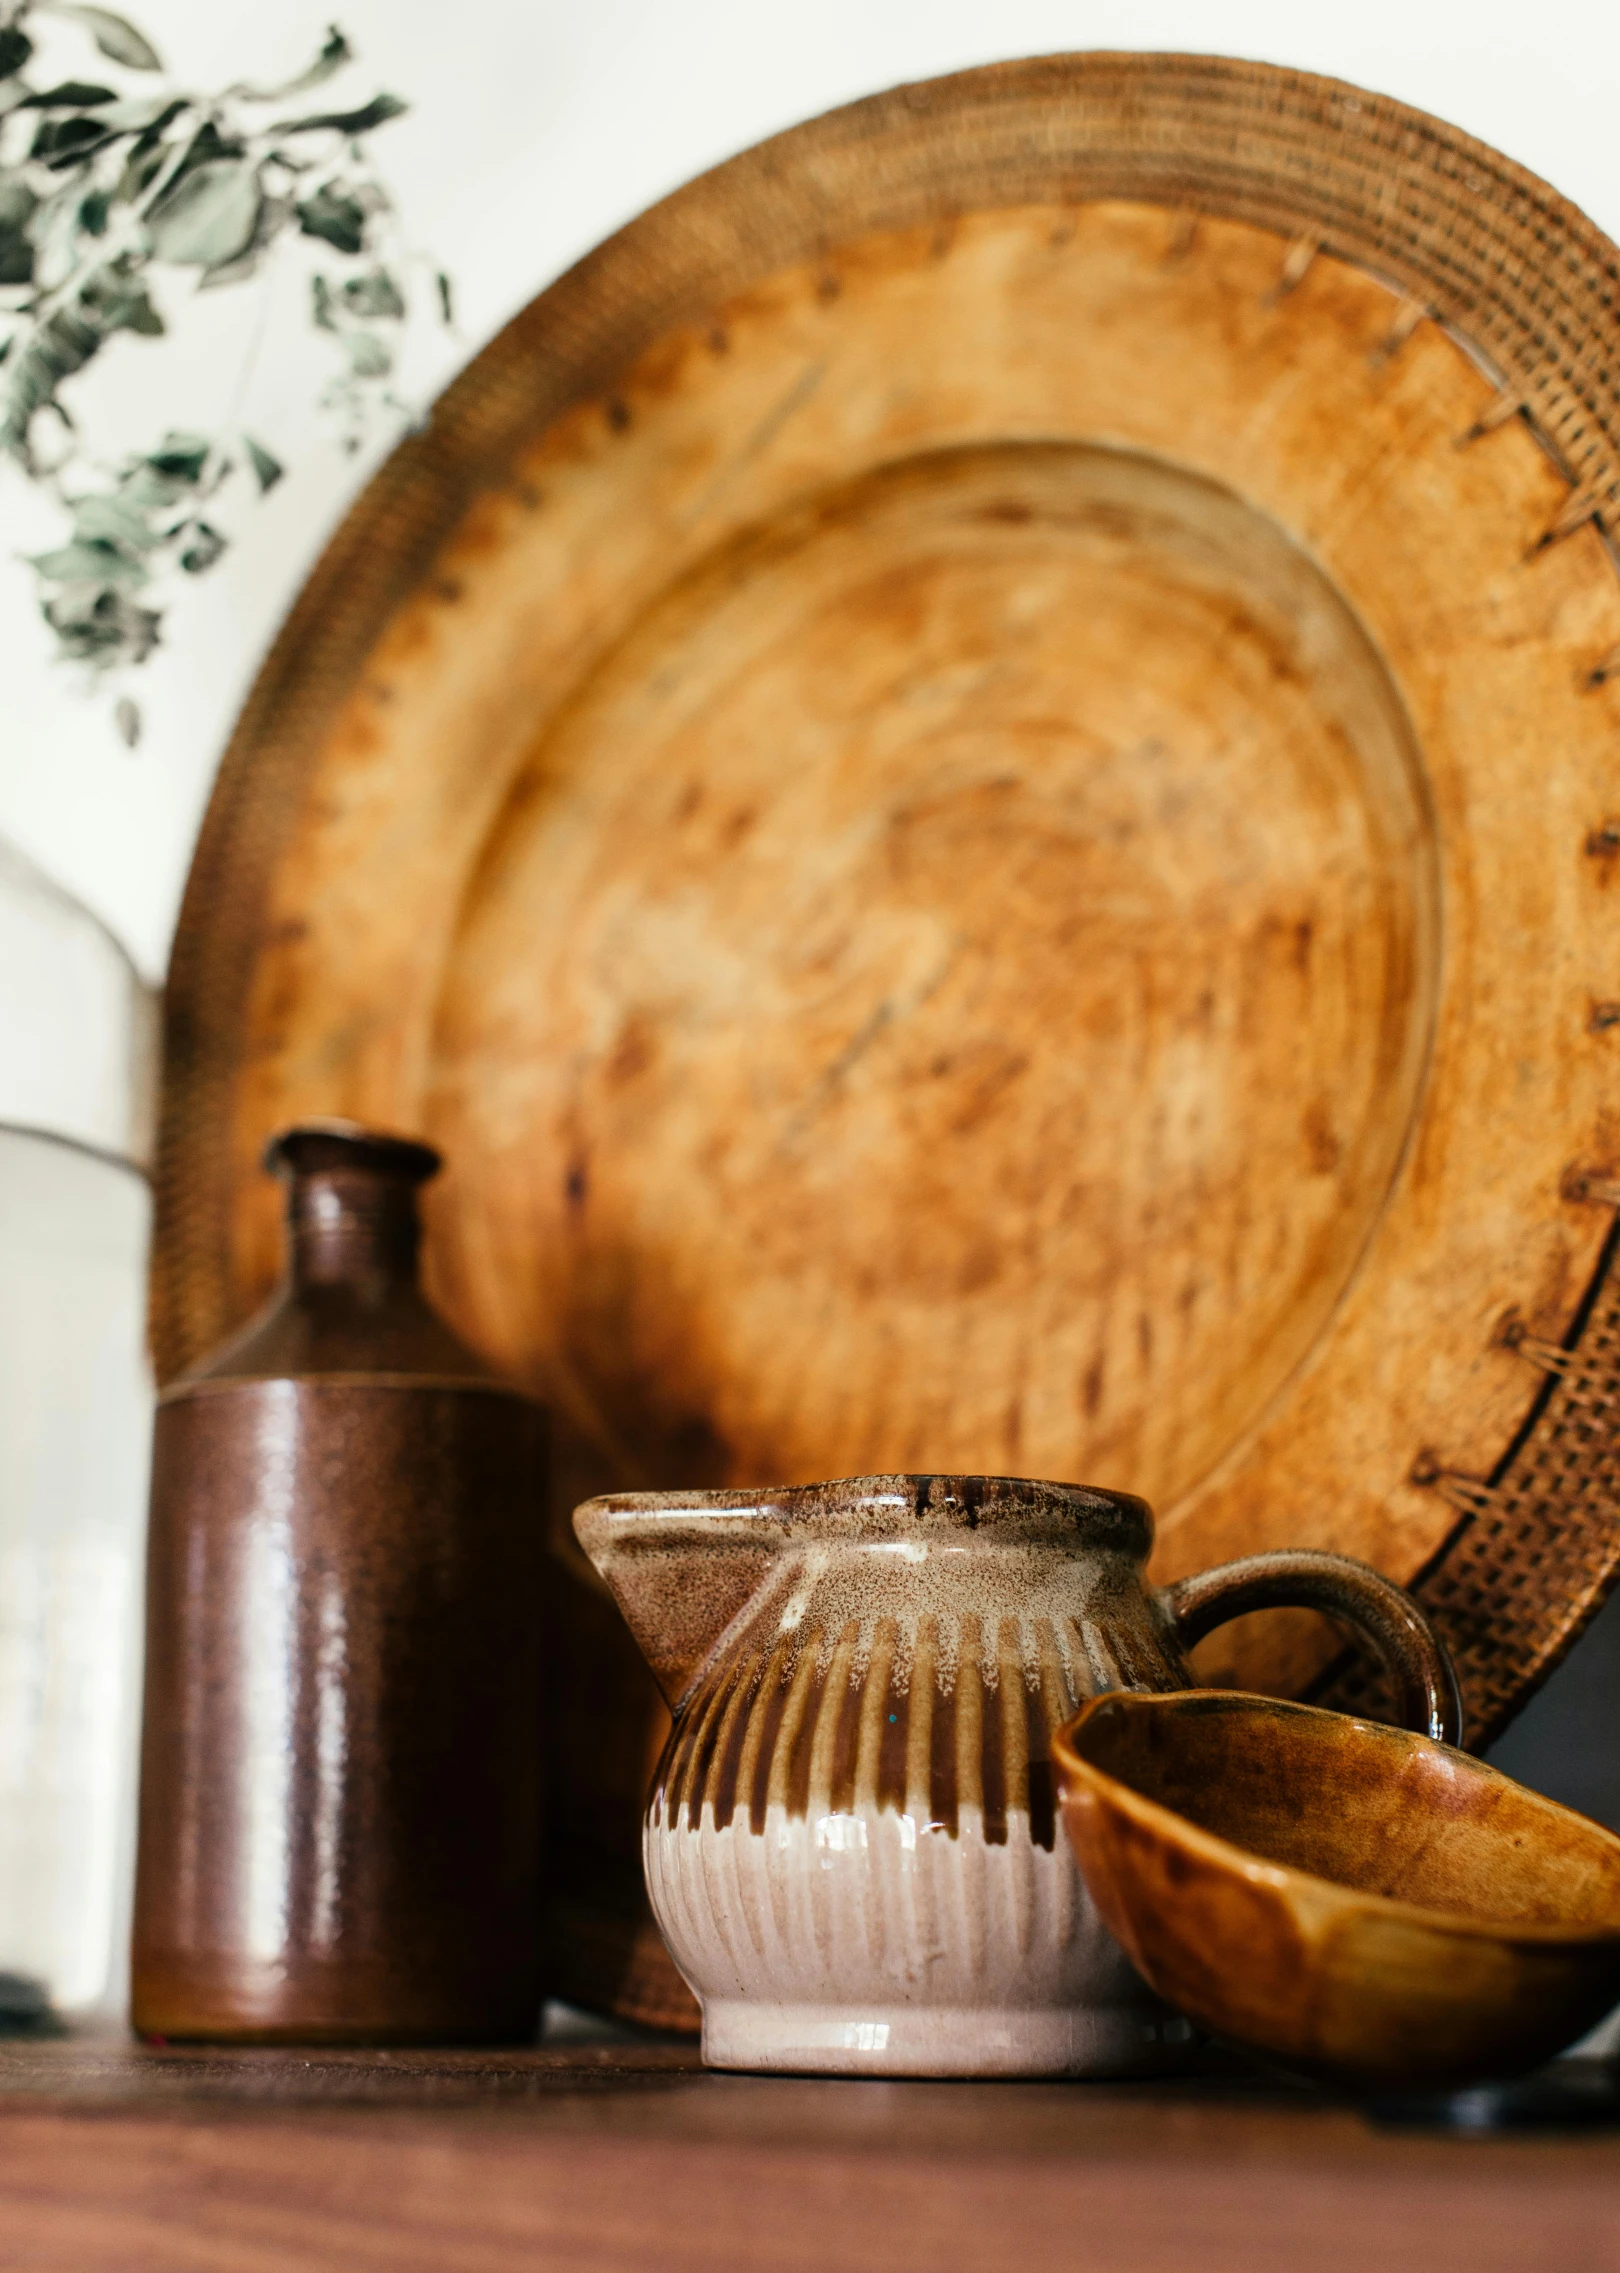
[571,1491,792,1709]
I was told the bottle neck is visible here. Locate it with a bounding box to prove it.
[286,1167,422,1295]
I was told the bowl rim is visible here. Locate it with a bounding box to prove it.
[1051,1688,1620,1952]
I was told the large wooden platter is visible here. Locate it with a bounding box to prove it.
[155,55,1620,2023]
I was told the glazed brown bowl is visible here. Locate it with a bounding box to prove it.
[1053,1689,1620,2090]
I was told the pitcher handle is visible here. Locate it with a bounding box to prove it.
[1160,1549,1463,1748]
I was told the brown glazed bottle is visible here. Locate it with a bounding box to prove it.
[132,1122,547,2042]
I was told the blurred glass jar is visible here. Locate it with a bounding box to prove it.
[0,837,157,2022]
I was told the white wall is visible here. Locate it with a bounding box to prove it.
[1,0,1616,978]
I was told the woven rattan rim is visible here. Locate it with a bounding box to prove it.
[154,52,1620,1744]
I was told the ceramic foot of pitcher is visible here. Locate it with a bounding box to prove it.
[701,1997,1197,2077]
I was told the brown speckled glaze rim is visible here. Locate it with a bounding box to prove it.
[577,1473,1154,1546]
[153,51,1620,1748]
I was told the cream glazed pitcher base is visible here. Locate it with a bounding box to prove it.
[701,2003,1192,2079]
[574,1473,1461,2079]
[648,1787,1189,2077]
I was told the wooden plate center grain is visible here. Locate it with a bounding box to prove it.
[432,439,1436,1504]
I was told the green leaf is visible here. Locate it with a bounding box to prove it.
[196,247,260,291]
[152,119,242,195]
[146,159,260,266]
[97,93,184,131]
[31,111,119,163]
[295,182,365,254]
[71,491,161,549]
[245,434,282,492]
[22,182,84,289]
[29,537,147,586]
[179,519,225,572]
[43,584,161,664]
[236,25,353,103]
[196,190,293,290]
[112,141,169,204]
[170,118,238,168]
[78,187,110,236]
[344,329,391,378]
[273,91,406,138]
[435,269,453,326]
[0,181,37,286]
[125,95,187,155]
[79,259,164,336]
[20,193,75,293]
[41,6,164,72]
[114,693,140,746]
[144,430,209,483]
[18,81,118,108]
[0,27,34,78]
[254,190,296,240]
[340,265,403,319]
[117,461,183,510]
[0,306,100,459]
[310,271,337,330]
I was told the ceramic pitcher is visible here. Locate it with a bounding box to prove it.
[573,1473,1459,2077]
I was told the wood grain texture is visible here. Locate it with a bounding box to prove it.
[2,2041,1620,2273]
[433,435,1438,1531]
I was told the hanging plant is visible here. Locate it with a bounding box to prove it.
[0,3,451,742]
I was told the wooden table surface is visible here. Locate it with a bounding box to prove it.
[2,2034,1619,2272]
